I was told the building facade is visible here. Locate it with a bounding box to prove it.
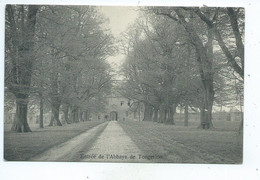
[95,96,142,121]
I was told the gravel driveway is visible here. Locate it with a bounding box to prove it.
[30,121,149,162]
[81,121,150,162]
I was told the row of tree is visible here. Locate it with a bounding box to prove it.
[5,5,115,132]
[119,7,244,129]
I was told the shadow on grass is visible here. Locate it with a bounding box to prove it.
[4,121,107,161]
[119,120,242,164]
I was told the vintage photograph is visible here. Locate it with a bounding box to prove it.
[4,5,244,163]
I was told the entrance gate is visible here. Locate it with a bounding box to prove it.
[110,111,118,121]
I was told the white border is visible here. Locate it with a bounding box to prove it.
[1,0,260,180]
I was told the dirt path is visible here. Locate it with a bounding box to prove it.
[80,121,150,162]
[30,122,108,161]
[30,121,155,162]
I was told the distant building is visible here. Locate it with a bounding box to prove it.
[95,95,142,121]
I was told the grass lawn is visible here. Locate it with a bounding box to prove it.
[4,120,106,161]
[119,120,243,164]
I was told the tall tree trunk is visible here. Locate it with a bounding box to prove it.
[184,104,189,127]
[166,104,177,125]
[199,107,206,128]
[206,85,214,128]
[49,61,62,126]
[150,106,154,120]
[82,110,89,121]
[199,26,215,129]
[138,104,141,121]
[199,88,214,130]
[7,5,39,132]
[153,108,159,122]
[11,97,31,132]
[164,108,169,124]
[159,105,166,123]
[78,109,83,122]
[173,9,215,129]
[71,108,75,123]
[39,94,44,128]
[166,106,172,124]
[72,107,79,123]
[198,77,214,129]
[143,102,153,121]
[81,111,85,122]
[74,108,79,122]
[85,110,90,121]
[235,78,244,135]
[49,102,62,126]
[63,105,70,124]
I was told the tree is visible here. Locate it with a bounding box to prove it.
[146,7,223,128]
[5,5,115,131]
[5,5,39,132]
[35,6,115,126]
[120,14,199,125]
[192,7,244,79]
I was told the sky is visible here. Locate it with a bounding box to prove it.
[99,6,138,71]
